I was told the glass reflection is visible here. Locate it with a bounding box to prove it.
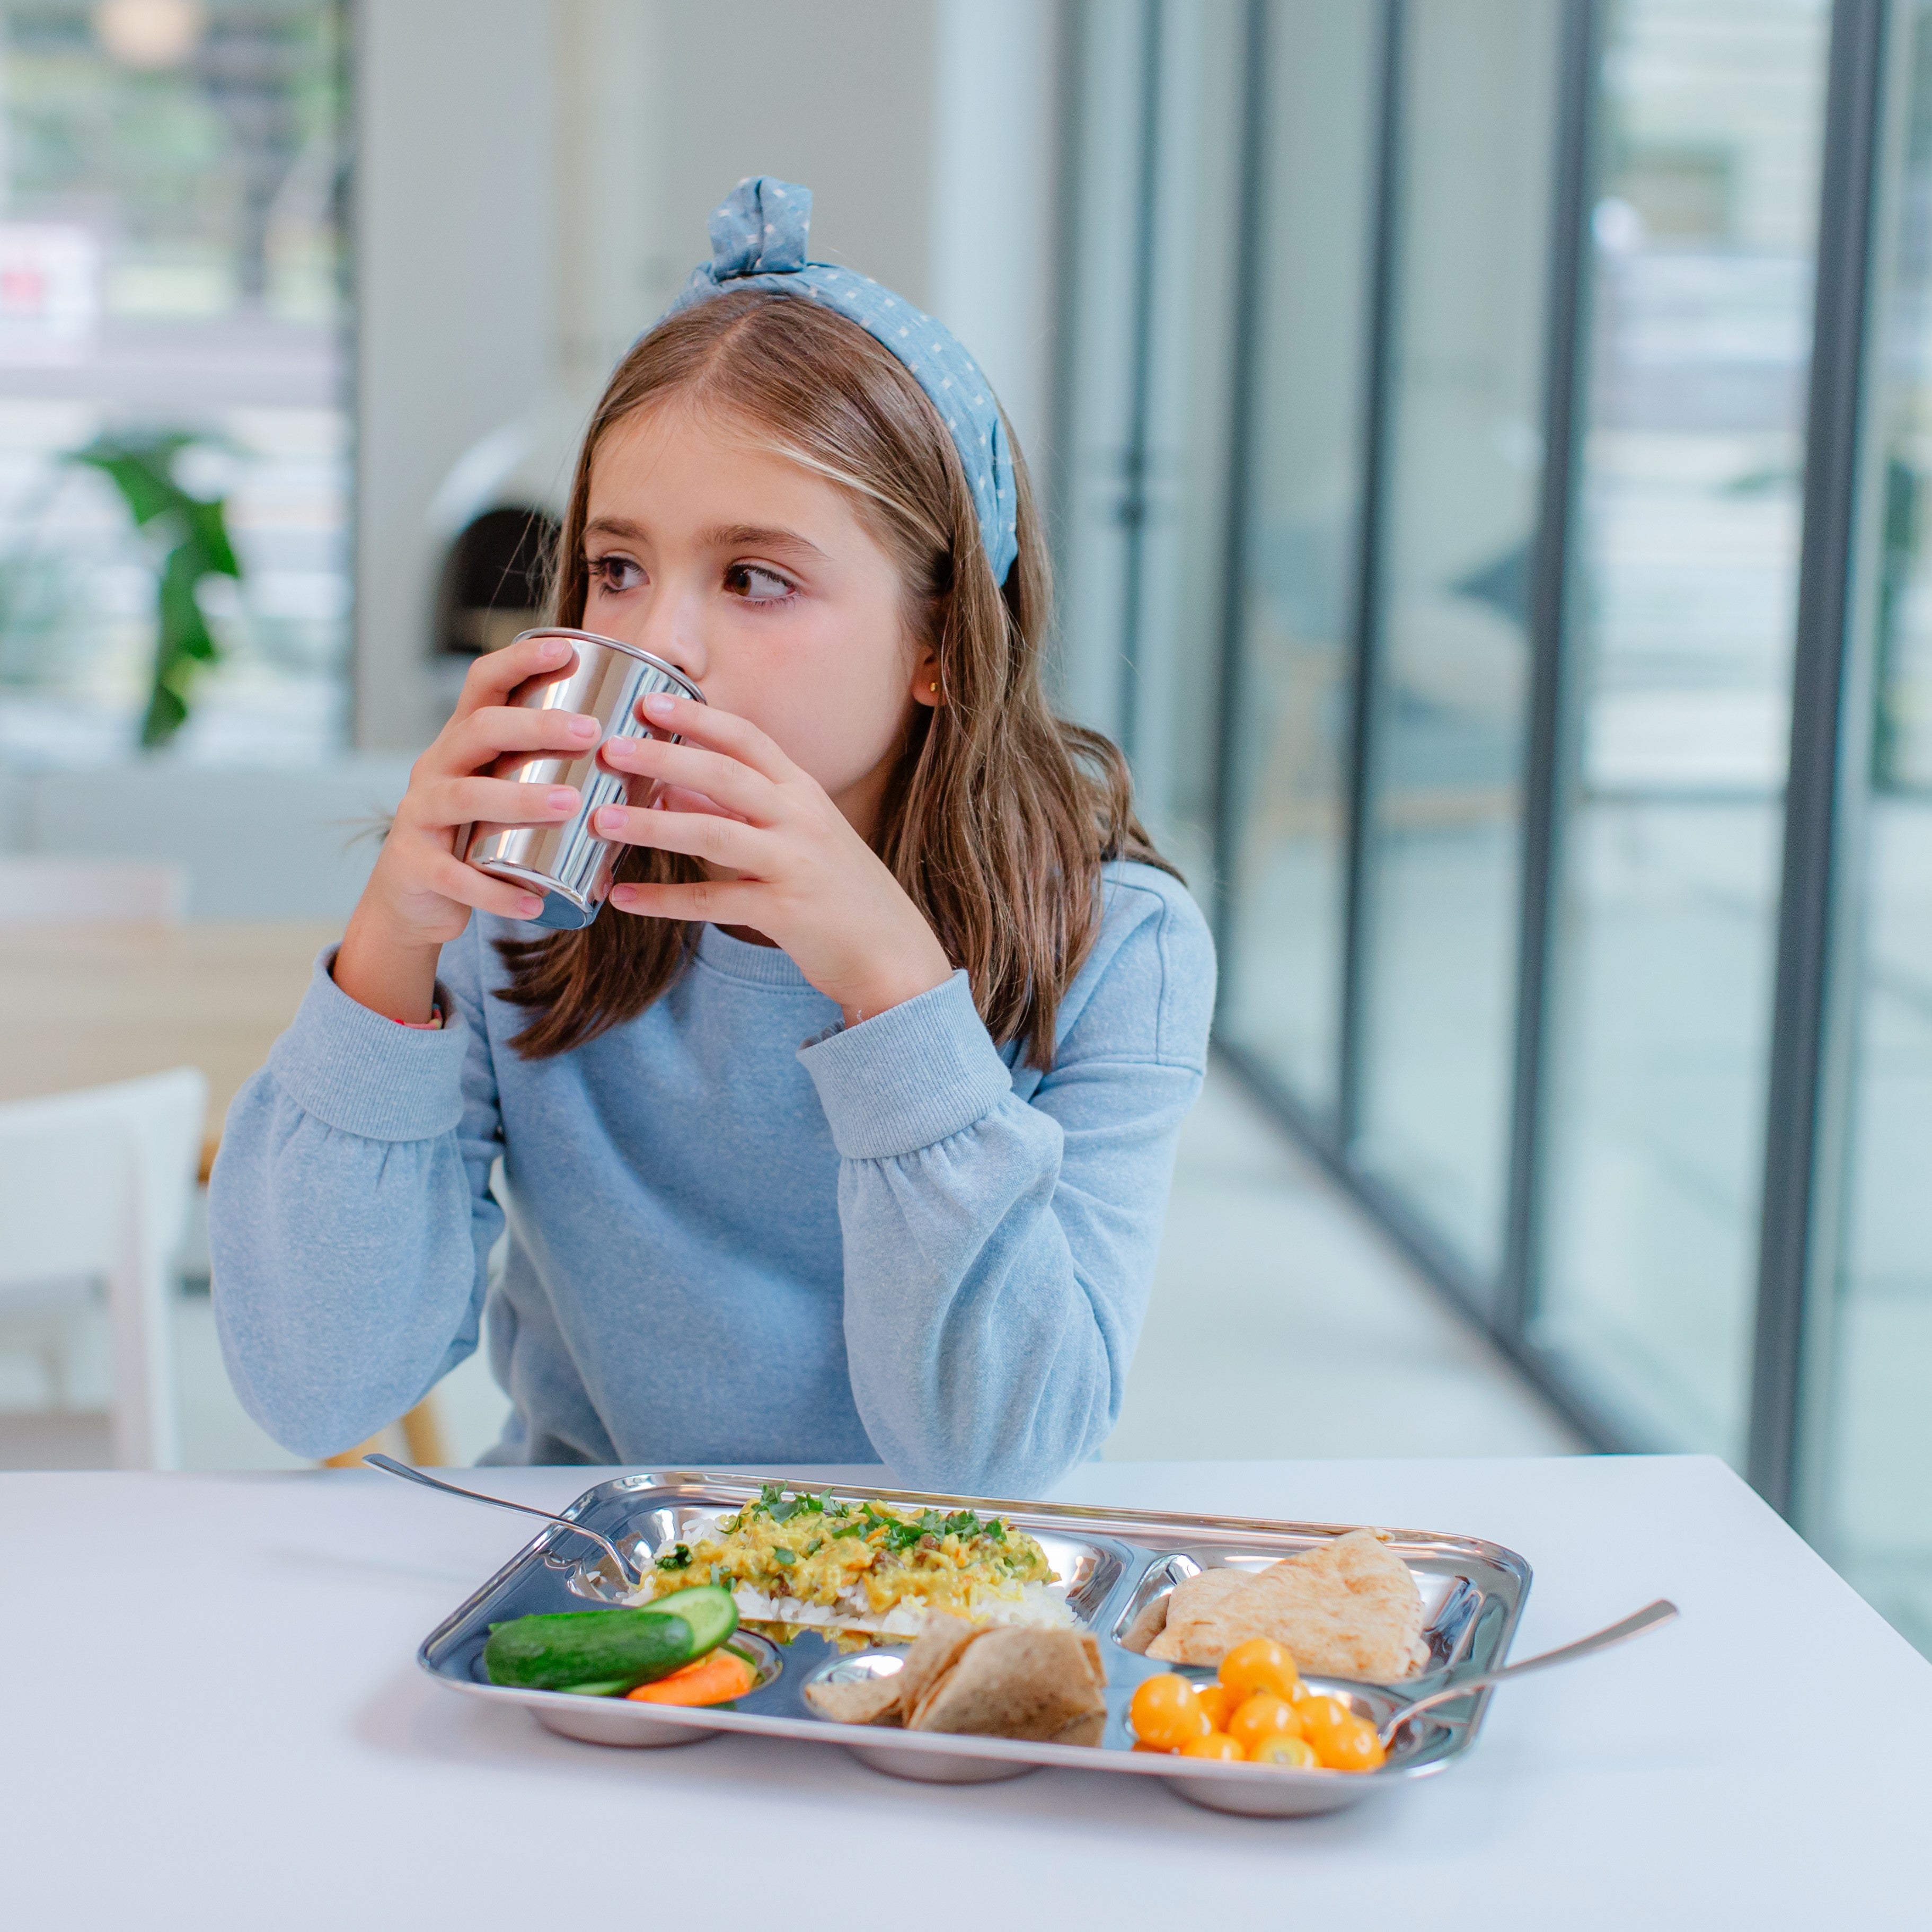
[1354,0,1559,1280]
[1216,0,1382,1118]
[1532,0,1829,1456]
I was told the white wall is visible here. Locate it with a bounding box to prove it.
[928,0,1062,464]
[645,0,938,316]
[353,0,558,752]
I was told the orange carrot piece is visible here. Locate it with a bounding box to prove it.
[625,1648,757,1706]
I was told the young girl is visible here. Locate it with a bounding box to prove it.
[209,179,1214,1493]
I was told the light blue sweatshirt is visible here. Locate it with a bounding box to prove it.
[208,861,1213,1492]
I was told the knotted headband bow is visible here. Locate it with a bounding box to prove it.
[663,176,1019,586]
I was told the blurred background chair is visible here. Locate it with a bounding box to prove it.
[0,855,188,927]
[0,1068,206,1469]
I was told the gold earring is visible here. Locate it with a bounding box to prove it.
[928,681,939,695]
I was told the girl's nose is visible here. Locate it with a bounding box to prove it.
[632,590,705,686]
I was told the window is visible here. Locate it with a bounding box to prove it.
[0,0,350,764]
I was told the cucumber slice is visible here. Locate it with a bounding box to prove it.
[482,1585,737,1693]
[646,1584,739,1656]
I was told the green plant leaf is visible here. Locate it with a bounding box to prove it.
[67,430,245,749]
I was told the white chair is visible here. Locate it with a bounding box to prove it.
[0,1068,206,1468]
[0,855,188,926]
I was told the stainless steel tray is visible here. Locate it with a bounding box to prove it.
[417,1470,1531,1819]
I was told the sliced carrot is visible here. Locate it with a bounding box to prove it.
[625,1647,757,1706]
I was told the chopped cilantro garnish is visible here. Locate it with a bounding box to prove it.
[772,1547,796,1565]
[655,1542,692,1572]
[831,1521,868,1539]
[752,1481,802,1523]
[805,1538,823,1557]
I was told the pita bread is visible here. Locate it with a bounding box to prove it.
[893,1612,985,1715]
[906,1627,1108,1743]
[1145,1528,1428,1680]
[801,1672,905,1726]
[800,1611,1005,1730]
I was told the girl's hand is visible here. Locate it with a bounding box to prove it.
[334,633,599,1022]
[595,690,953,1027]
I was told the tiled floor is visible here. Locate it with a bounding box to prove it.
[1106,1066,1582,1461]
[0,1062,1582,1471]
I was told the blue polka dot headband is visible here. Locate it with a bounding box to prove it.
[662,176,1020,587]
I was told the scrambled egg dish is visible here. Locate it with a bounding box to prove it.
[633,1485,1064,1640]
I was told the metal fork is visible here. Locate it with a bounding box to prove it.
[363,1452,640,1590]
[1377,1598,1679,1746]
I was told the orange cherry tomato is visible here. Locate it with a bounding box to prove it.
[1193,1682,1242,1730]
[1131,1673,1213,1750]
[1178,1730,1245,1761]
[1296,1695,1387,1773]
[1249,1732,1321,1769]
[1294,1692,1351,1739]
[1312,1713,1386,1774]
[1132,1737,1178,1754]
[1227,1690,1305,1754]
[1218,1636,1301,1702]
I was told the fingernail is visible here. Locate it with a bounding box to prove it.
[547,787,578,811]
[595,806,626,834]
[518,894,544,916]
[539,637,567,659]
[610,885,636,908]
[642,691,677,717]
[567,714,599,740]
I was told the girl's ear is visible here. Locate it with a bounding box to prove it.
[911,643,943,708]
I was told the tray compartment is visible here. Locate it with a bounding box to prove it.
[1110,1543,1503,1687]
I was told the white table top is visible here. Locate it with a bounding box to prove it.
[5,1456,1926,1930]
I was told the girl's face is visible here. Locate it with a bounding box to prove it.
[579,400,937,836]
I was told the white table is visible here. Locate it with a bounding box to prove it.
[4,1457,1925,1930]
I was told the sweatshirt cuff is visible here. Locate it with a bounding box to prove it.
[264,949,473,1142]
[798,968,1013,1160]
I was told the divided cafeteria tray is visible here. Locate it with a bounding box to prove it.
[417,1470,1531,1818]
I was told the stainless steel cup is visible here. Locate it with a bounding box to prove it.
[462,627,706,929]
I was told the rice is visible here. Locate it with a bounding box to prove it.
[624,1501,1078,1636]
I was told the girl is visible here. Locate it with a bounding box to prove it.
[209,180,1214,1493]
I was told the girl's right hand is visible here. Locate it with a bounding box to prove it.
[333,632,597,1022]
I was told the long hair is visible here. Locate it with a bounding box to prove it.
[495,288,1175,1070]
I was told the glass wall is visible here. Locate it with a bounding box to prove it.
[1814,0,1932,1655]
[1055,0,1932,1657]
[1531,0,1832,1455]
[1354,0,1562,1282]
[1051,0,1247,887]
[1215,0,1382,1124]
[0,0,349,764]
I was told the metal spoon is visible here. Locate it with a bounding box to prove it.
[1374,1597,1678,1746]
[363,1452,640,1590]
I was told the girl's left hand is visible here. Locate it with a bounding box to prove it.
[594,690,954,1028]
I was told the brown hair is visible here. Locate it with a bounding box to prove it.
[495,288,1175,1070]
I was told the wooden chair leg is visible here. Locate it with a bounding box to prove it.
[399,1395,449,1468]
[320,1396,448,1470]
[323,1432,386,1470]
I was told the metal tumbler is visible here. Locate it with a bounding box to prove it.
[462,627,706,930]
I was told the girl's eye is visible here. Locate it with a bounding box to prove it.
[724,562,797,604]
[588,553,645,594]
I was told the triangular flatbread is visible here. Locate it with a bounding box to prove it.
[906,1627,1108,1742]
[1145,1528,1427,1680]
